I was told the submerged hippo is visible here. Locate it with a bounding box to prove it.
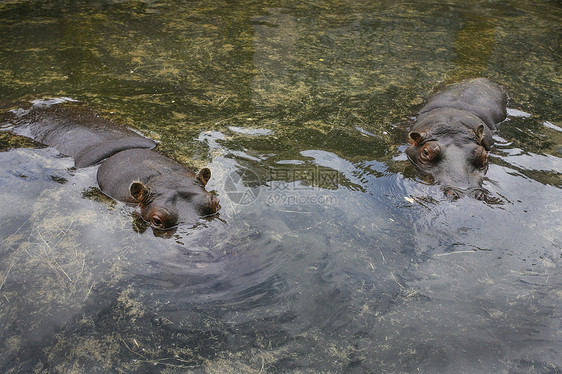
[4,104,220,232]
[406,78,507,199]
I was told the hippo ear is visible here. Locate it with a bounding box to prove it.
[130,181,151,205]
[197,168,211,186]
[408,131,424,146]
[474,125,485,144]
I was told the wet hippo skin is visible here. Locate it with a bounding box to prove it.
[406,78,508,199]
[7,105,220,231]
[97,148,219,230]
[15,107,158,168]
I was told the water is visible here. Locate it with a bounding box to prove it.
[0,1,561,372]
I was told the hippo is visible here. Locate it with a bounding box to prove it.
[4,103,220,232]
[406,78,507,199]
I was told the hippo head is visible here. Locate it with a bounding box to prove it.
[406,124,490,200]
[129,168,220,230]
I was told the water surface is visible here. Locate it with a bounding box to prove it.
[0,0,561,372]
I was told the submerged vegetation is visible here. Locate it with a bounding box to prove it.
[0,0,560,372]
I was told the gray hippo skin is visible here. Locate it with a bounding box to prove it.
[8,105,220,231]
[406,78,507,199]
[13,107,158,168]
[97,148,219,230]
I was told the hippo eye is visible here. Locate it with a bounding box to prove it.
[151,215,164,228]
[420,143,440,163]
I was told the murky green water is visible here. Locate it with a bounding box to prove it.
[0,1,561,372]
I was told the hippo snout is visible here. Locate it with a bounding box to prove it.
[443,186,487,201]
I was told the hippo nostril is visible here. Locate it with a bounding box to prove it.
[444,187,461,201]
[443,186,487,201]
[471,189,487,200]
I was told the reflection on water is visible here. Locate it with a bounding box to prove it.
[1,0,561,372]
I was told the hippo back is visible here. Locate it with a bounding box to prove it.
[12,107,156,167]
[418,78,507,130]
